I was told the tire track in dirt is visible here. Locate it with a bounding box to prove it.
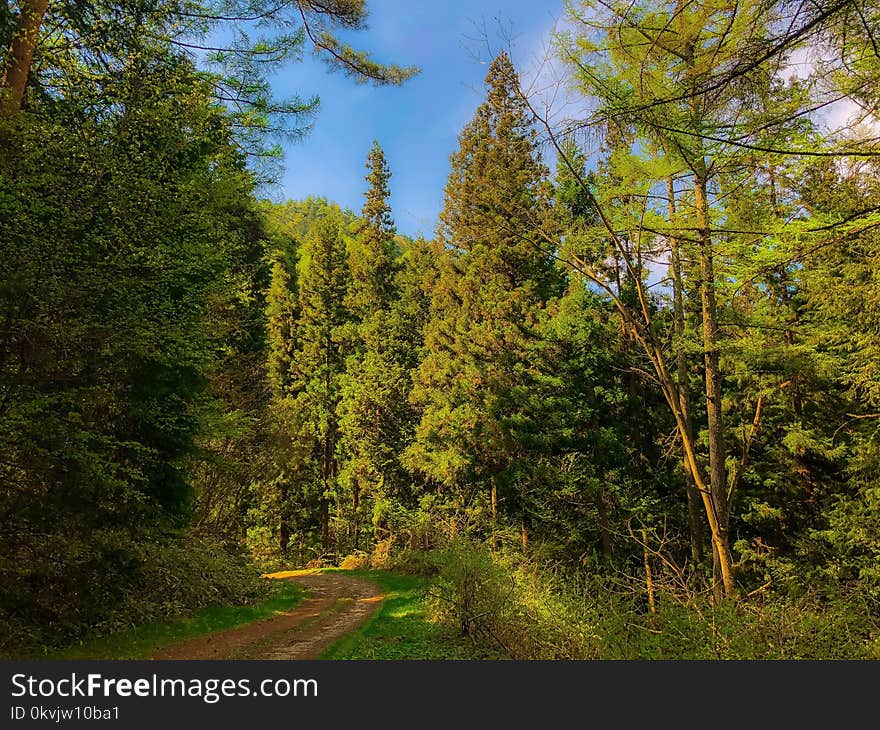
[152,571,382,660]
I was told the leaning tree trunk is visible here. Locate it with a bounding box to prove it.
[694,169,734,600]
[516,76,737,599]
[668,176,705,565]
[663,374,736,600]
[1,0,48,116]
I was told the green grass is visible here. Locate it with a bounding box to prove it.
[46,580,306,660]
[321,569,500,660]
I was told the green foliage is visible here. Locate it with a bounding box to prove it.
[4,0,880,660]
[0,38,269,650]
[265,256,298,395]
[0,535,268,656]
[588,591,877,660]
[428,539,599,659]
[321,569,495,660]
[407,53,563,537]
[390,549,441,578]
[46,579,305,661]
[346,141,397,320]
[403,544,878,660]
[808,441,880,596]
[14,1,417,154]
[244,200,355,567]
[336,142,420,554]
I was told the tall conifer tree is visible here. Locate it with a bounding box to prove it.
[347,141,397,322]
[406,52,561,542]
[266,256,298,397]
[293,209,352,551]
[338,142,417,551]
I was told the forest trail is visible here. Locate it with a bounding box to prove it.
[152,571,383,660]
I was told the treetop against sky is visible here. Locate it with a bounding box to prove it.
[268,0,560,238]
[266,0,875,240]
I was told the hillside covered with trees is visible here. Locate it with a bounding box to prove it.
[2,0,880,659]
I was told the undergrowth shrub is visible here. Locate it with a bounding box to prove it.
[421,538,879,659]
[114,537,267,629]
[0,534,266,657]
[369,538,394,569]
[427,538,599,659]
[588,590,878,659]
[245,525,285,573]
[391,549,440,577]
[339,551,369,570]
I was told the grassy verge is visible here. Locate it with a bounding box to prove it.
[45,580,306,660]
[321,569,501,660]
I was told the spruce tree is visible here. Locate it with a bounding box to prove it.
[263,255,298,554]
[346,141,397,324]
[406,52,561,543]
[338,142,418,552]
[292,207,352,552]
[266,255,298,397]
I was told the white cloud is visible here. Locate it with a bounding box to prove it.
[778,46,879,138]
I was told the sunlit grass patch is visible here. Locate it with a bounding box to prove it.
[320,569,500,660]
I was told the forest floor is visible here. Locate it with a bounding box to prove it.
[153,571,383,660]
[47,569,490,660]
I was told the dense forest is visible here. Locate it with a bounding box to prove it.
[2,0,880,659]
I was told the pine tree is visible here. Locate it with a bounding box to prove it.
[1,1,417,120]
[406,52,562,544]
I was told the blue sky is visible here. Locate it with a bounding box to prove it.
[266,1,562,238]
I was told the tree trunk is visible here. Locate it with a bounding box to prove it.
[490,479,498,550]
[352,477,360,551]
[694,171,733,600]
[1,0,48,116]
[321,433,331,552]
[597,487,613,558]
[321,496,330,552]
[279,478,290,555]
[526,76,737,598]
[642,527,656,615]
[668,176,705,565]
[667,386,736,598]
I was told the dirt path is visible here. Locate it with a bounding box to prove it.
[153,571,383,660]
